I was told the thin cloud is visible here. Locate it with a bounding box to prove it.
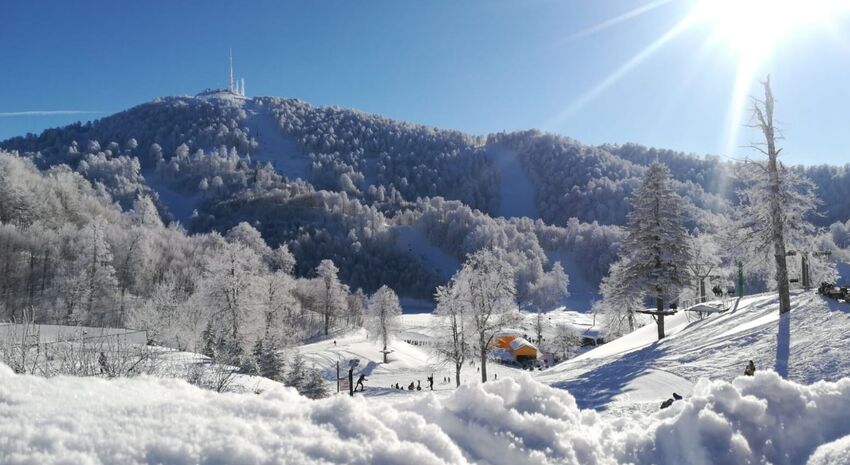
[0,110,101,117]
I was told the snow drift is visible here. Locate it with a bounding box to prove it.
[1,365,849,465]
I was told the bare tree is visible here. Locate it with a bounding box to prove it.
[747,76,790,314]
[456,249,520,383]
[435,282,470,387]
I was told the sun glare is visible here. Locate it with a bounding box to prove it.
[690,0,848,61]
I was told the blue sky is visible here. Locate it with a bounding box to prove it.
[2,0,849,165]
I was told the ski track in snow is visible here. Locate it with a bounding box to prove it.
[485,144,539,220]
[244,100,310,181]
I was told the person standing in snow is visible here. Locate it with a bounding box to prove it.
[427,375,434,390]
[98,352,108,375]
[744,360,756,376]
[355,374,367,392]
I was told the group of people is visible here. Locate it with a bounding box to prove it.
[390,375,436,392]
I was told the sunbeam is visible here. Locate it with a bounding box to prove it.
[544,16,693,131]
[559,0,674,45]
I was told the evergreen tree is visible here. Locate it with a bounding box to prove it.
[284,352,307,390]
[301,368,329,399]
[253,336,284,381]
[616,162,691,340]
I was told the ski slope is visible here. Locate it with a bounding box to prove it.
[243,99,310,181]
[484,144,539,220]
[537,290,850,412]
[298,310,598,399]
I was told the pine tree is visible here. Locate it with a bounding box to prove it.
[616,162,691,340]
[201,321,217,359]
[254,336,284,381]
[301,368,329,399]
[284,352,307,391]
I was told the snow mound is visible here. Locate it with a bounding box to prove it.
[2,363,849,465]
[807,435,850,465]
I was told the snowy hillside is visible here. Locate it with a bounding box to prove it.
[538,290,850,412]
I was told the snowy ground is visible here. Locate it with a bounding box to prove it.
[298,310,598,400]
[538,290,850,413]
[3,363,850,465]
[3,292,850,464]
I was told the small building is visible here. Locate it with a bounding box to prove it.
[509,337,539,363]
[493,335,539,363]
[581,328,604,347]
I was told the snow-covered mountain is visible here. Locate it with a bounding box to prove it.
[3,93,850,310]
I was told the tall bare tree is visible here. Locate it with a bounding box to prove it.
[748,76,791,314]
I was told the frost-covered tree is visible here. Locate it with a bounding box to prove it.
[364,285,401,363]
[595,259,645,338]
[615,162,691,340]
[196,239,267,364]
[346,288,367,328]
[528,261,569,310]
[313,259,349,335]
[63,217,119,325]
[456,249,519,382]
[743,77,792,314]
[435,281,470,387]
[686,232,723,304]
[552,323,581,360]
[735,78,833,310]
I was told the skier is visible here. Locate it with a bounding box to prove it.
[427,375,434,390]
[744,360,756,376]
[712,285,723,298]
[355,374,367,392]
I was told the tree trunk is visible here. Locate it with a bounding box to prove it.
[759,77,791,315]
[699,278,706,303]
[656,292,665,340]
[455,363,461,388]
[480,345,488,383]
[382,343,388,364]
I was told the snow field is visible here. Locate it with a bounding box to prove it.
[2,363,850,465]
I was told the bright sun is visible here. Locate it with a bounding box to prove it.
[690,0,848,61]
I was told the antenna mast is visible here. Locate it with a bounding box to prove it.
[228,48,234,92]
